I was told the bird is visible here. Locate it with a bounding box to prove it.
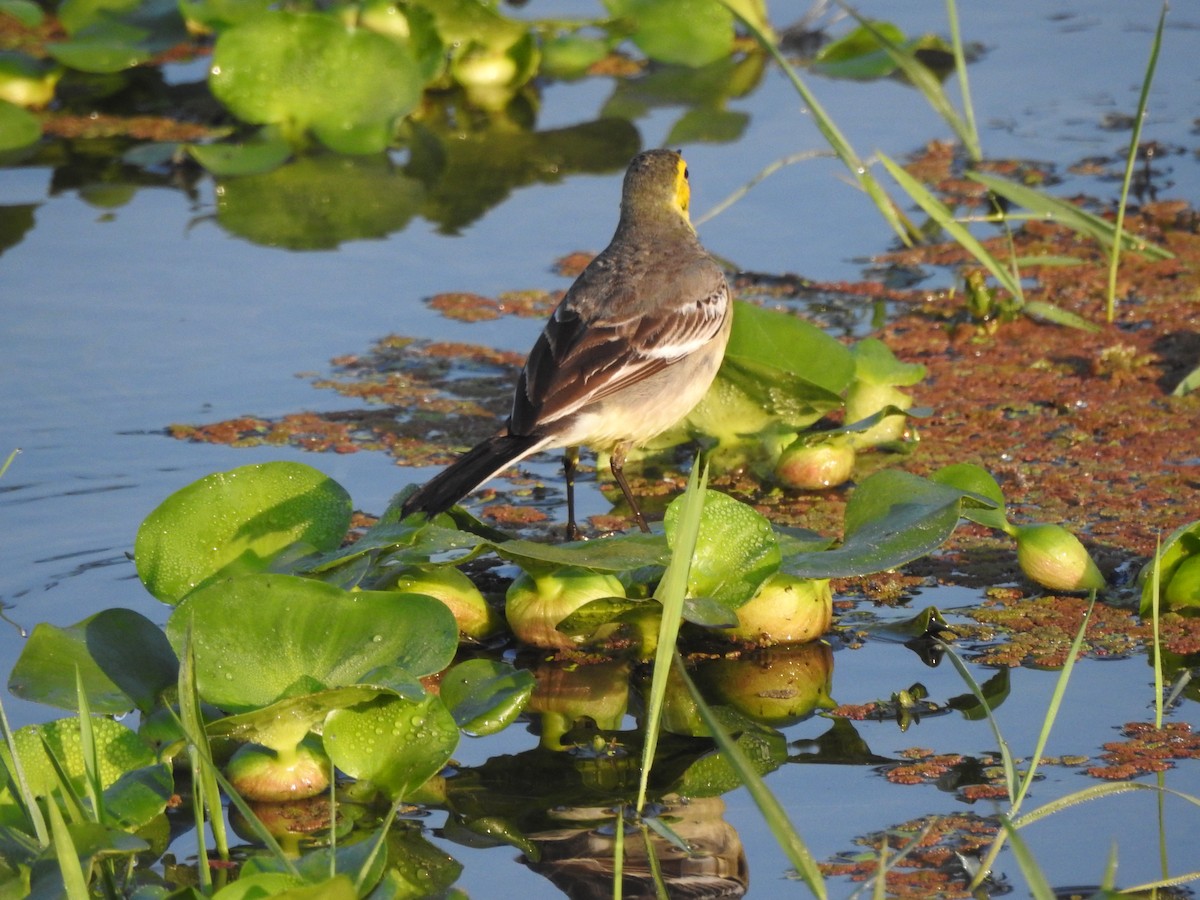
[400,148,732,538]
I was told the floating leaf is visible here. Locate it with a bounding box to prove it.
[210,10,422,153]
[0,0,44,27]
[165,574,458,711]
[494,532,667,573]
[0,99,39,152]
[930,462,1011,533]
[8,608,177,714]
[135,461,352,604]
[609,0,735,67]
[0,717,155,800]
[439,659,534,736]
[665,489,780,611]
[324,691,458,798]
[784,470,986,578]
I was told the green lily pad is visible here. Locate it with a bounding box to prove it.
[1139,518,1200,615]
[0,0,44,27]
[324,690,458,798]
[103,762,174,830]
[210,10,422,153]
[725,301,856,396]
[165,574,458,711]
[664,489,780,611]
[0,99,40,152]
[608,0,734,67]
[0,717,155,800]
[784,470,986,578]
[206,685,390,750]
[135,461,352,604]
[930,462,1012,533]
[439,659,534,736]
[494,532,667,574]
[8,608,178,714]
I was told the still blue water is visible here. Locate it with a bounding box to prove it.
[2,1,1198,895]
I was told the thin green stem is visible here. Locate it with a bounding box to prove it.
[1106,2,1168,322]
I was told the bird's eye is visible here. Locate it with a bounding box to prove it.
[683,166,690,180]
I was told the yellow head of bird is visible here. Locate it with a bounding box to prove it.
[621,149,693,226]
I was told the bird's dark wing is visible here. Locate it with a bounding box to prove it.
[510,261,728,436]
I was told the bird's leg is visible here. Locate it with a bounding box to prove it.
[563,445,582,541]
[610,442,650,533]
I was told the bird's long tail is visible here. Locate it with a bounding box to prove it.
[400,432,552,520]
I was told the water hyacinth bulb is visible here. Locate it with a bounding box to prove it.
[844,337,924,448]
[1164,553,1200,609]
[1014,523,1106,593]
[774,435,855,490]
[722,573,833,646]
[388,565,500,640]
[225,736,332,802]
[505,566,626,651]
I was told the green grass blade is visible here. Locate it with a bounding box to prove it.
[878,153,1024,302]
[1010,596,1094,812]
[0,449,19,480]
[717,0,916,245]
[968,170,1173,260]
[945,0,981,161]
[640,823,670,900]
[0,681,49,844]
[1151,537,1164,728]
[997,816,1055,900]
[638,461,708,813]
[677,657,827,899]
[74,668,104,825]
[177,623,230,868]
[1122,871,1200,893]
[695,149,831,226]
[1107,1,1167,322]
[1012,782,1200,828]
[937,641,1016,803]
[45,792,90,900]
[612,805,624,900]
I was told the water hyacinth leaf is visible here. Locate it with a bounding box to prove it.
[178,0,271,32]
[664,489,780,611]
[103,762,174,830]
[206,686,388,748]
[440,659,535,736]
[0,0,44,27]
[0,717,155,801]
[930,462,1011,533]
[784,470,984,578]
[8,608,177,714]
[135,461,352,604]
[212,154,424,250]
[1139,519,1200,615]
[812,20,910,79]
[495,533,667,574]
[45,32,152,73]
[165,574,458,711]
[187,130,291,176]
[210,11,422,153]
[608,0,734,68]
[323,691,458,798]
[0,99,40,152]
[725,301,855,395]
